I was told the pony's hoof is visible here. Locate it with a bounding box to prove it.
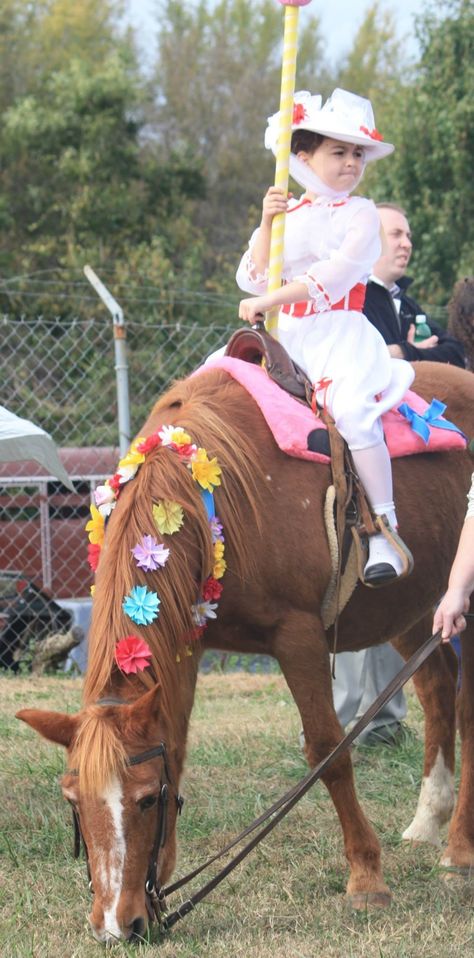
[347,890,392,910]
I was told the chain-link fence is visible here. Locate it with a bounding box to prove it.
[0,283,450,672]
[0,311,236,671]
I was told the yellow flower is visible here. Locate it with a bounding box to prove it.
[90,584,96,597]
[214,540,225,560]
[153,500,184,535]
[191,447,222,492]
[85,504,105,545]
[213,556,227,580]
[118,444,145,473]
[212,539,226,578]
[171,428,192,446]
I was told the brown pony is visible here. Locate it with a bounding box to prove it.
[17,361,474,944]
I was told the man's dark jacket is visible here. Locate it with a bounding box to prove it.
[364,276,465,367]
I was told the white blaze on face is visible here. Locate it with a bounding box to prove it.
[98,777,127,939]
[402,748,455,847]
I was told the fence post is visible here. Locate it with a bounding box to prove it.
[83,266,131,455]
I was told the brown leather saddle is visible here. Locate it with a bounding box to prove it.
[225,320,313,404]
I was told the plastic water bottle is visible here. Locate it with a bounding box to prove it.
[414,314,431,342]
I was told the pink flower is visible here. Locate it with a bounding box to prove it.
[115,636,152,674]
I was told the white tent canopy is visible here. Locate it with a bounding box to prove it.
[0,405,74,491]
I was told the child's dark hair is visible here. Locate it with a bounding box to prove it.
[291,129,325,156]
[447,276,474,371]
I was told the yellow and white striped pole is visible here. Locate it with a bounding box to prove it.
[266,0,313,337]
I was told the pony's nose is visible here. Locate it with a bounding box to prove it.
[130,915,147,940]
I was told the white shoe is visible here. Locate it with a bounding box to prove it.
[364,532,405,585]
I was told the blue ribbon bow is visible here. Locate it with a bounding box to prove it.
[397,398,466,445]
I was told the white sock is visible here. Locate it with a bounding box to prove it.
[351,444,402,572]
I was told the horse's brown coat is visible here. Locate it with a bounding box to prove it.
[17,362,474,941]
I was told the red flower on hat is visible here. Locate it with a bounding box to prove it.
[293,102,308,125]
[115,635,153,674]
[360,125,383,142]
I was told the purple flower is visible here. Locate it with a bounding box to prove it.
[131,535,170,572]
[209,515,224,543]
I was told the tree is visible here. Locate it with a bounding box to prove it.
[367,0,474,303]
[150,0,329,279]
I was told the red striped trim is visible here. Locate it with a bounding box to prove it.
[281,282,366,317]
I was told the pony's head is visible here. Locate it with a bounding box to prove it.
[17,685,183,943]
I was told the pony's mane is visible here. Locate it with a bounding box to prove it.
[81,370,263,790]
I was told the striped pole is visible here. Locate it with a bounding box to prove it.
[266,0,313,337]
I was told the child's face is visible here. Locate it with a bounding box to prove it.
[298,137,365,192]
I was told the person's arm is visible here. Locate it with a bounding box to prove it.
[239,279,310,324]
[433,515,474,640]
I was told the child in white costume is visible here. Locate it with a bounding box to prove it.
[237,89,415,584]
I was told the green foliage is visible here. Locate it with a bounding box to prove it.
[367,0,474,303]
[152,0,328,275]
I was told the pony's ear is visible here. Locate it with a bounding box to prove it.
[16,708,79,748]
[127,684,162,728]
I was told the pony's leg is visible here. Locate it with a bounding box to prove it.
[391,615,457,847]
[442,614,474,870]
[273,611,391,906]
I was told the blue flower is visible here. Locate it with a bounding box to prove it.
[122,585,160,626]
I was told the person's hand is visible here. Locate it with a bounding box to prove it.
[261,187,290,227]
[433,588,470,641]
[407,323,439,349]
[239,297,268,325]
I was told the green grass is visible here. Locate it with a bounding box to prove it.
[1,674,473,957]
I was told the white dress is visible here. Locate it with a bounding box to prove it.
[236,194,415,450]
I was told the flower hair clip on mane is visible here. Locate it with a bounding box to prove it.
[85,425,226,672]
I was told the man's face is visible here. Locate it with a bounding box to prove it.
[374,208,413,285]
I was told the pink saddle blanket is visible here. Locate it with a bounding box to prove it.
[200,357,466,465]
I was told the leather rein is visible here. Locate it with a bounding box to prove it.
[68,630,447,932]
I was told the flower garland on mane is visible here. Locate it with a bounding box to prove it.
[85,426,226,674]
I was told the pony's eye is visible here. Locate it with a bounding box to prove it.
[139,795,158,811]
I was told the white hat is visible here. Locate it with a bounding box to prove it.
[265,88,394,162]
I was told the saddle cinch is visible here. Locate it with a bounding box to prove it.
[224,322,413,589]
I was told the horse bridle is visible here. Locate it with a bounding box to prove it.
[68,698,184,926]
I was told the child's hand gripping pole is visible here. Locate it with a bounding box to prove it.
[266,0,313,338]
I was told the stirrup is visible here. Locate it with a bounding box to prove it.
[363,515,414,589]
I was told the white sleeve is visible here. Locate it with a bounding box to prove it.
[235,229,269,294]
[295,202,381,308]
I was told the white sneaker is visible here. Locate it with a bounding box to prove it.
[364,532,404,585]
